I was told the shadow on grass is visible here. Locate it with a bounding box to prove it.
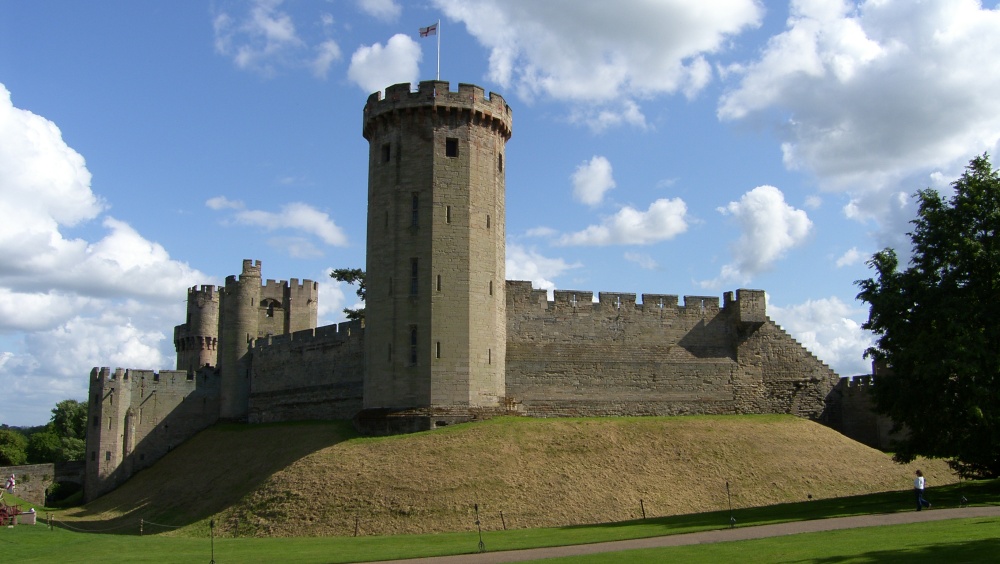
[521,479,1000,549]
[790,536,1000,563]
[56,420,358,535]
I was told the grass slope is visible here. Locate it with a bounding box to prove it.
[60,415,956,537]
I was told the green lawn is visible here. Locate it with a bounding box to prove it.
[3,480,999,563]
[528,518,1000,563]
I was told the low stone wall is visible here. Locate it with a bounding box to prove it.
[0,463,54,506]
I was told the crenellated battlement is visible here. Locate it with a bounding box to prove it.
[242,259,261,276]
[89,367,197,386]
[187,285,218,299]
[253,320,362,350]
[225,259,262,285]
[837,375,874,389]
[506,281,752,316]
[363,80,512,141]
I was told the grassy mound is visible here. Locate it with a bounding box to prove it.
[61,415,957,537]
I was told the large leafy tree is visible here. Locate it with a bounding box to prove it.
[51,399,87,440]
[0,428,28,466]
[330,268,365,321]
[857,154,1000,478]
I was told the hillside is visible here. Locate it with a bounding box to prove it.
[60,415,957,537]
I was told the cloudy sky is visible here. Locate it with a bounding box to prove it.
[3,0,999,425]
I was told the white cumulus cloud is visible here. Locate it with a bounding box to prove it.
[506,244,580,297]
[207,198,349,249]
[572,155,616,206]
[347,34,422,94]
[702,185,812,287]
[558,198,689,246]
[433,0,762,129]
[0,83,207,424]
[213,0,344,78]
[719,0,1000,221]
[835,246,865,268]
[769,295,874,377]
[357,0,402,22]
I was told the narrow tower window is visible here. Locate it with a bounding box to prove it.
[381,143,390,163]
[446,137,458,157]
[411,193,419,227]
[436,341,441,359]
[446,205,451,224]
[410,258,419,295]
[489,280,493,296]
[410,326,418,365]
[488,348,492,365]
[437,274,442,292]
[486,215,491,229]
[498,153,503,172]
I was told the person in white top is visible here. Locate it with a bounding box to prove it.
[914,470,931,510]
[4,474,14,494]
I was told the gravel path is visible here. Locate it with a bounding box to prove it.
[369,506,1000,564]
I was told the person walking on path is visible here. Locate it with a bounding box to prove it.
[4,474,14,495]
[914,470,931,510]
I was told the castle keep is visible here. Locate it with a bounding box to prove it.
[85,81,848,501]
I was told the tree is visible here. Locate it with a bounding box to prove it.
[51,399,87,440]
[26,431,62,463]
[856,154,1000,478]
[331,268,366,321]
[0,428,28,466]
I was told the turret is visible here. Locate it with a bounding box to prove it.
[174,285,220,372]
[218,259,262,419]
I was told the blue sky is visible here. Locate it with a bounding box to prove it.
[3,0,1000,425]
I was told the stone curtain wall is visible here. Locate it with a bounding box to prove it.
[247,321,364,423]
[826,376,900,449]
[733,318,840,421]
[506,282,739,417]
[84,367,221,501]
[504,282,839,420]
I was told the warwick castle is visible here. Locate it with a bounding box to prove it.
[83,81,883,502]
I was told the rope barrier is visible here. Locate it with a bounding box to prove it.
[142,520,184,529]
[51,519,135,533]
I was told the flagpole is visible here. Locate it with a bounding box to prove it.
[436,19,441,81]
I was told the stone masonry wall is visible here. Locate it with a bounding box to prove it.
[1,463,53,506]
[826,375,901,449]
[504,282,839,419]
[248,321,364,423]
[84,367,220,501]
[732,316,839,421]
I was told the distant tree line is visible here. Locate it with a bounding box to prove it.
[0,399,87,466]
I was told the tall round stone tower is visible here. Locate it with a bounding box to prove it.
[174,285,219,372]
[218,259,261,420]
[362,81,512,423]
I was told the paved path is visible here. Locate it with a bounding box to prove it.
[369,506,1000,564]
